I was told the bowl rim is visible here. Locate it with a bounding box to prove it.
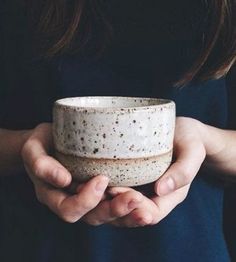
[54,96,175,112]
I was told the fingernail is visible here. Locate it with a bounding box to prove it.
[95,177,109,193]
[51,168,60,184]
[53,168,70,187]
[158,177,175,195]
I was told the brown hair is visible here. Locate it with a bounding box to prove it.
[30,0,236,86]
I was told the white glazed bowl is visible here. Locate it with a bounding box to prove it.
[53,96,175,186]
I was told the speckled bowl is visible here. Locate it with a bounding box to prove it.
[52,97,175,186]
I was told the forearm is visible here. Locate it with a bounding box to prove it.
[0,128,33,176]
[199,122,236,175]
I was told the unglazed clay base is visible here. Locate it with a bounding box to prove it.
[55,150,173,186]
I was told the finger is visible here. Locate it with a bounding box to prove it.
[107,186,132,196]
[155,140,205,196]
[150,185,190,224]
[110,185,190,228]
[36,175,109,223]
[109,210,153,228]
[22,124,72,188]
[70,182,107,201]
[109,197,156,228]
[82,190,143,226]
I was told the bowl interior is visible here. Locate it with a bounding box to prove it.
[56,96,171,109]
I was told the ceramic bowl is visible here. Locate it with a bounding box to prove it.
[53,96,175,186]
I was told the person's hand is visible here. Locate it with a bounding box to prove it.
[82,117,206,227]
[21,123,111,223]
[21,123,150,224]
[22,117,206,227]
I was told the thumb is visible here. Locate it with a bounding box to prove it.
[22,123,72,188]
[155,140,206,196]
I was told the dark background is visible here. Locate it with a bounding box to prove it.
[224,65,236,261]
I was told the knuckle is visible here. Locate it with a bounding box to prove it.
[110,204,125,218]
[136,215,153,226]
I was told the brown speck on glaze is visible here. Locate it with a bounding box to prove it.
[93,148,99,154]
[72,121,76,125]
[154,131,157,135]
[115,121,119,124]
[120,134,124,137]
[129,144,135,151]
[103,133,106,138]
[67,134,71,139]
[133,120,136,123]
[82,146,86,151]
[81,137,84,141]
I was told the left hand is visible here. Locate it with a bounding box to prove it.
[82,117,207,227]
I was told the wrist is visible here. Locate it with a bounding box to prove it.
[196,120,209,153]
[197,121,226,161]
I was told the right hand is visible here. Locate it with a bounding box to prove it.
[21,123,110,223]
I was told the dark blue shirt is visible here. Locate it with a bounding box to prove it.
[0,1,230,261]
